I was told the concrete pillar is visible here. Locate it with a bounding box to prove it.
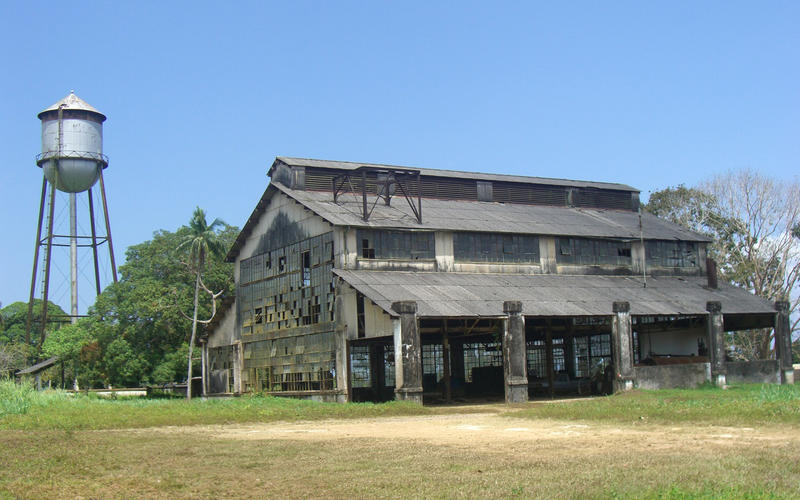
[707,301,726,387]
[775,301,794,385]
[200,338,208,397]
[232,340,244,394]
[611,301,634,392]
[334,277,351,402]
[503,301,528,403]
[392,301,423,403]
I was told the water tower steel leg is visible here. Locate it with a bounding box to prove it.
[97,168,118,283]
[87,188,102,295]
[38,181,57,351]
[25,177,48,347]
[70,192,78,324]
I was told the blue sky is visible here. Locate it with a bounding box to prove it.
[1,1,798,312]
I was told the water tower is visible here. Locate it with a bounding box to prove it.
[25,91,118,349]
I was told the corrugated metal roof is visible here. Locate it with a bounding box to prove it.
[275,183,710,241]
[333,270,774,318]
[38,91,106,119]
[15,356,59,376]
[273,157,639,192]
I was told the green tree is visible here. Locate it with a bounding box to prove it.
[0,342,28,378]
[50,222,237,388]
[41,320,101,389]
[646,170,800,359]
[1,300,67,346]
[176,207,226,399]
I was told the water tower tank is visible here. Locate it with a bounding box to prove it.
[36,91,108,193]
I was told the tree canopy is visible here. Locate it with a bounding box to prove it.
[1,216,238,387]
[646,169,800,359]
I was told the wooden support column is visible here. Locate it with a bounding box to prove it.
[611,301,634,393]
[392,301,423,403]
[774,301,794,385]
[503,301,528,403]
[707,301,726,387]
[451,339,465,390]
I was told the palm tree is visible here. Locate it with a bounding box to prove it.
[176,207,226,400]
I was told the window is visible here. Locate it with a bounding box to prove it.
[423,344,444,381]
[384,345,395,387]
[357,229,435,260]
[301,251,311,288]
[556,238,632,266]
[350,346,371,388]
[645,240,698,268]
[453,233,540,263]
[361,238,375,259]
[462,342,503,382]
[574,334,612,378]
[526,340,547,378]
[254,307,263,324]
[526,338,565,378]
[325,241,334,261]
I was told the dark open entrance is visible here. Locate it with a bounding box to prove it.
[419,318,506,403]
[349,340,395,402]
[525,317,614,397]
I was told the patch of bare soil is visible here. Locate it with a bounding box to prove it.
[140,411,800,458]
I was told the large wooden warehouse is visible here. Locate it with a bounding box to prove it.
[202,157,794,403]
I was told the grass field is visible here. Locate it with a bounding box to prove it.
[1,381,799,499]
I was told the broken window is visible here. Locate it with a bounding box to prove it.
[556,237,632,266]
[357,229,434,260]
[384,345,395,387]
[361,238,375,259]
[462,342,503,382]
[574,334,612,378]
[423,344,444,383]
[236,232,337,393]
[453,232,540,263]
[645,240,698,268]
[350,345,371,388]
[302,251,311,288]
[526,339,565,379]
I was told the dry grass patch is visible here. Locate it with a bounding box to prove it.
[2,413,799,499]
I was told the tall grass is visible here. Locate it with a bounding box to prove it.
[0,379,69,418]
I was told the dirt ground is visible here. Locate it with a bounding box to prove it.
[5,405,800,498]
[139,406,800,454]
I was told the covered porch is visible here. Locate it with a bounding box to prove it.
[336,270,793,404]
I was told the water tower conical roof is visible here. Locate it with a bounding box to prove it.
[38,91,106,121]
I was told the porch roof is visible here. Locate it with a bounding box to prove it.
[333,270,775,319]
